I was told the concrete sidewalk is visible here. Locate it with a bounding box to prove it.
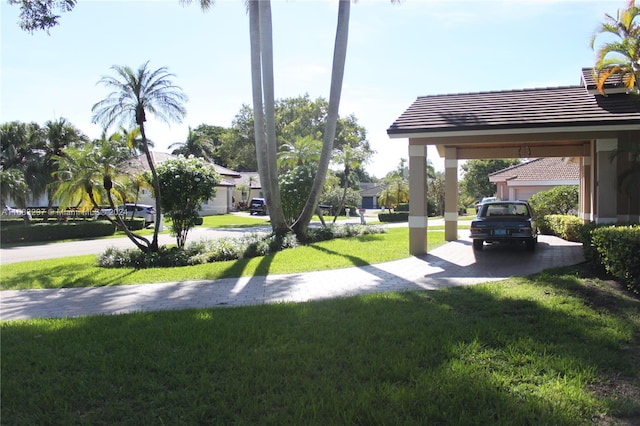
[0,232,585,321]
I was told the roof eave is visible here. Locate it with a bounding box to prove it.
[387,123,640,139]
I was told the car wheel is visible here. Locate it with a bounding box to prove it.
[525,238,536,251]
[473,239,484,251]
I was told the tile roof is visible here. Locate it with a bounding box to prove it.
[123,152,241,185]
[489,157,579,182]
[387,77,640,136]
[580,67,628,94]
[360,184,385,197]
[235,172,262,189]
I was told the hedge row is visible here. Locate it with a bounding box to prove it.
[99,225,387,268]
[378,212,409,222]
[545,215,639,295]
[1,220,116,244]
[585,224,640,294]
[544,215,584,242]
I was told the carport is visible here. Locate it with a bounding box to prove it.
[387,68,640,255]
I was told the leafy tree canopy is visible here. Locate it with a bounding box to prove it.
[460,159,521,200]
[156,155,220,248]
[8,0,76,33]
[219,95,372,173]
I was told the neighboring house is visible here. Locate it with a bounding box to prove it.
[7,150,244,215]
[122,152,239,216]
[489,157,580,201]
[359,183,384,209]
[232,172,262,208]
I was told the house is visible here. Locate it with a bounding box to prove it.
[488,157,580,201]
[124,152,240,215]
[232,172,263,209]
[387,67,640,254]
[359,183,384,209]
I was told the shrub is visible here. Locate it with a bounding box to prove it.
[396,203,409,212]
[156,156,220,248]
[378,212,409,223]
[98,225,385,268]
[589,225,640,294]
[529,185,578,233]
[117,218,145,231]
[545,215,583,242]
[1,220,115,244]
[305,224,386,243]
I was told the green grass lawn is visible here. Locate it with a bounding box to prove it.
[0,228,445,290]
[2,265,639,425]
[199,213,271,228]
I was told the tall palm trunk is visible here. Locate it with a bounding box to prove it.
[139,123,161,252]
[293,0,350,237]
[250,0,287,233]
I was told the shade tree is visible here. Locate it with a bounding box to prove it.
[156,155,220,248]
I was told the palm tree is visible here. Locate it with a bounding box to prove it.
[0,121,45,222]
[292,0,351,237]
[119,126,151,155]
[277,135,322,170]
[186,0,397,238]
[591,0,640,94]
[379,178,409,210]
[41,118,87,221]
[250,0,287,233]
[54,137,153,251]
[91,61,187,252]
[169,126,217,161]
[592,1,640,195]
[332,144,367,223]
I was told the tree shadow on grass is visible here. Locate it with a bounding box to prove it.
[3,282,638,424]
[1,261,137,290]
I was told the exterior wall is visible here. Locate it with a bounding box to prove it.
[11,184,234,217]
[200,186,233,216]
[233,188,264,207]
[495,181,580,201]
[594,138,618,223]
[616,131,640,222]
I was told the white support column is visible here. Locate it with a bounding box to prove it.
[444,147,458,241]
[408,143,428,255]
[595,139,618,224]
[579,143,592,222]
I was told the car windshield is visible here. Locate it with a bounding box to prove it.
[482,203,530,217]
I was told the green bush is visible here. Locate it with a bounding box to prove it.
[116,218,145,231]
[1,220,115,244]
[378,212,409,223]
[305,224,386,243]
[589,225,640,294]
[545,215,584,242]
[98,225,386,268]
[529,185,579,233]
[396,203,409,212]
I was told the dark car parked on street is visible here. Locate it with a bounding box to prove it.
[470,200,538,251]
[249,198,268,215]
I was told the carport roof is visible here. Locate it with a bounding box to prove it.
[387,71,640,137]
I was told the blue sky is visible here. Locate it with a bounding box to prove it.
[0,0,622,177]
